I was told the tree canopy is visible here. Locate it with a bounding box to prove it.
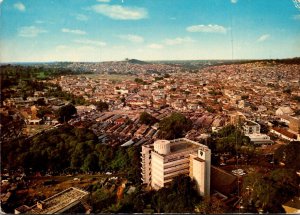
[150,175,200,213]
[95,101,109,112]
[2,124,141,181]
[208,125,250,155]
[274,141,300,170]
[242,169,299,213]
[57,104,77,123]
[158,112,192,140]
[139,112,158,125]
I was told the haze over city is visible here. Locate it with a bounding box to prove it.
[1,0,300,62]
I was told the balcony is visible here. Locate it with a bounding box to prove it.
[164,165,189,175]
[164,159,189,169]
[164,169,189,180]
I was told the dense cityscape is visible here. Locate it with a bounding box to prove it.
[1,58,300,213]
[1,0,300,214]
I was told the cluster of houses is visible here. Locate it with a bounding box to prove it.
[2,60,299,146]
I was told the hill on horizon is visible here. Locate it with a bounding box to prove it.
[125,59,149,65]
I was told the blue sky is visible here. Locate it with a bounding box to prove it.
[0,0,300,62]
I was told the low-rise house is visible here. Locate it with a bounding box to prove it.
[276,106,294,116]
[270,127,298,142]
[280,115,300,134]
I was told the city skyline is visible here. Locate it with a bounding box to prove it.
[0,0,300,62]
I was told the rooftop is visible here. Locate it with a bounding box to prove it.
[24,187,89,214]
[244,120,259,127]
[169,138,205,154]
[283,196,300,210]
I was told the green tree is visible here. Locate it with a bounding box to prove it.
[95,101,109,112]
[158,112,192,140]
[242,169,299,213]
[56,104,77,123]
[214,125,250,154]
[274,141,300,170]
[92,189,116,213]
[36,107,53,118]
[139,112,158,125]
[195,197,227,213]
[151,175,200,213]
[82,153,99,172]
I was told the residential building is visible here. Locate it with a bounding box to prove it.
[280,115,300,134]
[276,106,294,116]
[243,120,260,135]
[243,120,272,145]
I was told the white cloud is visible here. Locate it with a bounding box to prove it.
[257,34,270,42]
[164,37,195,45]
[18,26,47,37]
[231,0,238,3]
[147,43,163,49]
[76,14,88,21]
[0,0,4,5]
[97,0,111,2]
[293,14,300,20]
[186,24,227,33]
[118,34,144,43]
[74,39,106,46]
[35,20,44,24]
[61,28,86,35]
[14,2,25,12]
[90,4,148,20]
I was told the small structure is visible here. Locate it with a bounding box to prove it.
[282,196,300,214]
[276,106,294,116]
[14,187,89,214]
[243,120,273,145]
[270,127,298,142]
[211,166,237,196]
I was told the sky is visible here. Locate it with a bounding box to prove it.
[0,0,300,62]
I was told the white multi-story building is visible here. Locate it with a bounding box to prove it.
[141,138,211,197]
[243,120,261,135]
[243,120,272,145]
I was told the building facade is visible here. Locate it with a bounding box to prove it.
[141,138,211,197]
[14,187,89,214]
[243,120,273,145]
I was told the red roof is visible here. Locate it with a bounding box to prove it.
[272,127,297,139]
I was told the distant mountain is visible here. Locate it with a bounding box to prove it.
[126,59,148,65]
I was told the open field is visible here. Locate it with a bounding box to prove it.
[24,173,125,198]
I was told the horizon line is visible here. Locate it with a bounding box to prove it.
[1,57,299,65]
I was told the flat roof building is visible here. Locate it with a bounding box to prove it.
[14,187,89,214]
[141,138,211,197]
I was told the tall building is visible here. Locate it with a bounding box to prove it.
[141,138,211,197]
